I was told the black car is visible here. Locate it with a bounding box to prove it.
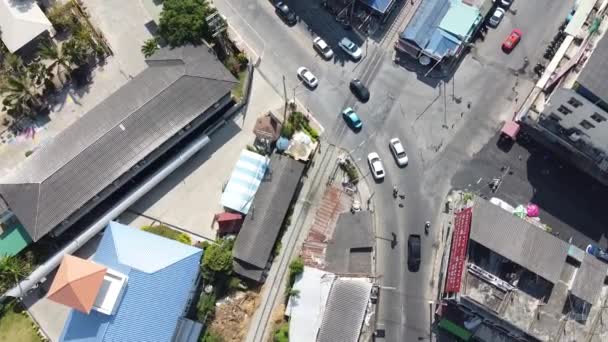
[275,2,297,26]
[407,234,421,272]
[350,79,370,102]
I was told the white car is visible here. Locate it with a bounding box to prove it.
[297,67,318,88]
[338,37,362,60]
[389,138,408,166]
[313,37,334,60]
[488,8,505,27]
[367,152,385,180]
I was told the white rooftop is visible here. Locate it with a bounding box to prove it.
[0,0,53,52]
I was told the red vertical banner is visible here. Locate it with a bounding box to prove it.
[445,207,472,293]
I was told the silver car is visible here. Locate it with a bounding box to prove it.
[297,67,318,88]
[338,37,362,60]
[313,37,334,60]
[389,138,408,166]
[367,152,385,180]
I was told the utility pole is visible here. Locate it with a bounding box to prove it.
[282,75,288,123]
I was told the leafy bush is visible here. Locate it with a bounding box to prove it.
[196,292,216,322]
[228,277,243,291]
[339,161,359,185]
[141,225,192,245]
[200,329,224,342]
[235,53,248,69]
[287,257,304,289]
[273,322,289,342]
[281,122,294,138]
[47,3,77,33]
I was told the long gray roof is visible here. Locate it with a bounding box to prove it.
[470,198,569,284]
[0,45,236,241]
[317,278,372,342]
[578,33,608,102]
[233,153,305,280]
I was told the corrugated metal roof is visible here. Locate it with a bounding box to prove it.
[0,45,236,242]
[232,154,305,280]
[570,254,608,304]
[400,0,451,49]
[60,221,202,342]
[220,150,269,214]
[232,259,266,282]
[439,1,480,39]
[470,198,569,284]
[577,33,608,104]
[317,278,372,342]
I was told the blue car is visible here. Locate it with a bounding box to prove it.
[586,244,608,263]
[342,107,362,129]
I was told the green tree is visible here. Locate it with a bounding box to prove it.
[63,38,91,67]
[27,62,54,93]
[2,54,25,76]
[273,322,289,342]
[47,2,77,33]
[159,0,213,47]
[0,73,42,117]
[200,329,224,342]
[202,239,233,275]
[141,38,160,58]
[38,41,73,83]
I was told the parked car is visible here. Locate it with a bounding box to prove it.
[389,138,408,166]
[502,29,522,52]
[342,107,362,130]
[586,244,608,263]
[275,2,297,26]
[408,234,421,272]
[338,37,362,60]
[499,0,513,7]
[297,67,318,88]
[367,152,385,180]
[349,79,370,102]
[488,8,506,27]
[313,37,334,60]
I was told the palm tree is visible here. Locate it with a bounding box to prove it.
[0,255,32,295]
[2,53,25,77]
[38,41,72,83]
[27,62,55,95]
[141,38,159,58]
[0,73,41,117]
[63,38,91,67]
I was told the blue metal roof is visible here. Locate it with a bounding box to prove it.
[359,0,395,14]
[401,0,451,48]
[60,222,202,342]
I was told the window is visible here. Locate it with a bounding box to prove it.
[568,97,583,108]
[580,120,595,130]
[557,105,572,115]
[591,112,607,123]
[548,113,562,122]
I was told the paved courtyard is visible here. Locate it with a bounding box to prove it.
[118,70,284,241]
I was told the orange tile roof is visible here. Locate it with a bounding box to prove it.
[47,255,107,314]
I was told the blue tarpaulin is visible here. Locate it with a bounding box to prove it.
[220,150,269,214]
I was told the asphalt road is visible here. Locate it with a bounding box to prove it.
[213,0,574,340]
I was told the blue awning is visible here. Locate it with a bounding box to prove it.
[220,150,269,214]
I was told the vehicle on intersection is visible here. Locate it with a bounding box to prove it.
[342,107,362,130]
[349,79,370,102]
[408,234,421,272]
[313,37,334,60]
[502,29,522,53]
[389,138,408,166]
[367,152,385,180]
[296,67,318,88]
[275,2,297,26]
[338,37,362,60]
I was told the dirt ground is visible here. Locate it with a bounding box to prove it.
[209,290,260,342]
